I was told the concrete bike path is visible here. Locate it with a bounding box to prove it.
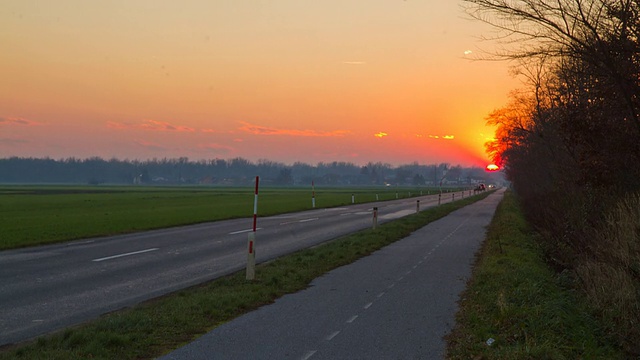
[160,189,504,360]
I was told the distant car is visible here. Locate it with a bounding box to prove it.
[475,183,486,191]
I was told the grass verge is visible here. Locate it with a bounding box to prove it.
[0,191,493,360]
[445,191,623,359]
[0,185,448,250]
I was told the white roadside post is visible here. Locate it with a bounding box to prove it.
[311,180,316,209]
[246,176,259,280]
[372,207,378,229]
[351,193,355,204]
[416,200,420,213]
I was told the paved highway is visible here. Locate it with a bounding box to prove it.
[160,189,505,359]
[0,191,466,346]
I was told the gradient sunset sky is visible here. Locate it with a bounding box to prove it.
[1,1,518,167]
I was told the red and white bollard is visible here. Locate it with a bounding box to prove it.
[246,176,259,280]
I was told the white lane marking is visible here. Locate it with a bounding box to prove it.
[301,350,317,360]
[364,302,373,309]
[92,248,159,262]
[387,283,395,289]
[229,228,262,235]
[377,292,385,298]
[326,331,340,341]
[379,209,414,220]
[339,213,352,216]
[280,218,319,225]
[413,265,418,269]
[346,315,358,323]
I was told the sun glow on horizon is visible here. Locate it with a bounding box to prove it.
[0,1,516,167]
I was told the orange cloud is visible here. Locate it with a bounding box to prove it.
[426,134,455,140]
[134,139,168,151]
[108,120,194,132]
[374,132,388,138]
[239,122,350,137]
[0,116,41,126]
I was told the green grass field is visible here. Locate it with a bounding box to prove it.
[0,185,447,250]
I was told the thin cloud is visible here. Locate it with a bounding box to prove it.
[342,61,366,65]
[134,139,168,151]
[0,137,29,145]
[239,122,350,137]
[464,50,473,55]
[201,128,219,133]
[426,134,455,140]
[108,120,194,132]
[199,143,233,154]
[0,116,41,126]
[374,132,388,138]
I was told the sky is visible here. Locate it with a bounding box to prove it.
[0,1,518,167]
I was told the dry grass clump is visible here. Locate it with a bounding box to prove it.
[575,193,640,355]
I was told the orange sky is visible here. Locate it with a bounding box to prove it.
[0,1,517,167]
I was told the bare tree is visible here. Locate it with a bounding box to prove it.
[465,0,640,132]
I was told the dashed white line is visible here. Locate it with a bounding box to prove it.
[388,283,395,289]
[229,228,262,235]
[301,350,317,360]
[92,248,159,262]
[346,315,358,323]
[299,218,319,223]
[364,302,373,309]
[326,331,340,341]
[377,292,385,298]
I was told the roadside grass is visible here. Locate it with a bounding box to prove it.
[0,185,446,250]
[446,191,622,359]
[0,191,492,360]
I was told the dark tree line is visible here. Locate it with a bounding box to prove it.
[0,156,501,187]
[465,0,640,353]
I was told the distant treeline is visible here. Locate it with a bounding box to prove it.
[0,156,501,186]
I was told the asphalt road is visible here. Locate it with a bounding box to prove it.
[160,188,505,360]
[0,190,469,346]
